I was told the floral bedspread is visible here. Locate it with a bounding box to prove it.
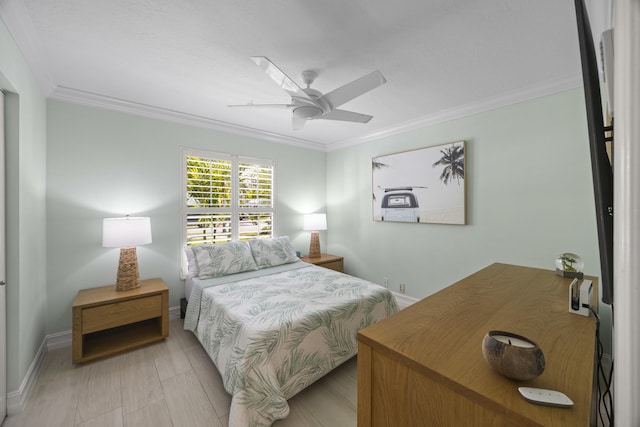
[184,261,398,427]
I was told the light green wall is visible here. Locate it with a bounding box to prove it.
[0,21,48,392]
[45,100,327,333]
[326,89,611,351]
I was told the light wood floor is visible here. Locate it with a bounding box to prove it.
[3,318,358,427]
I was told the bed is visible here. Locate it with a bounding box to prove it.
[183,237,398,427]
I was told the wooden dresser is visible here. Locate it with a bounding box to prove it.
[357,263,597,426]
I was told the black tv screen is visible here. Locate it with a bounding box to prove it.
[574,0,614,305]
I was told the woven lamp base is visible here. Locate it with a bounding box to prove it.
[308,231,321,258]
[116,246,141,291]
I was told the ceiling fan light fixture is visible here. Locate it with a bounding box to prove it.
[293,105,323,120]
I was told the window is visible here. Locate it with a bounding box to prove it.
[182,148,274,250]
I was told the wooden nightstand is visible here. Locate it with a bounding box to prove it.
[72,278,169,364]
[300,253,344,272]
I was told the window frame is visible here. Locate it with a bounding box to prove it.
[181,147,275,276]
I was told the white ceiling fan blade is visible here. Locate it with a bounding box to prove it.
[322,70,386,109]
[228,103,293,108]
[321,109,373,123]
[292,114,306,130]
[250,56,313,101]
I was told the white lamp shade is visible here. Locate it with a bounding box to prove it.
[103,217,152,248]
[303,213,327,231]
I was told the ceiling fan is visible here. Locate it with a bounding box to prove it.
[229,56,387,130]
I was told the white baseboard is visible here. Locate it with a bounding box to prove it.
[392,291,419,309]
[6,338,46,416]
[46,329,72,350]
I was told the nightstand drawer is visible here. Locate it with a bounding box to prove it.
[300,253,344,273]
[321,259,343,272]
[82,294,162,334]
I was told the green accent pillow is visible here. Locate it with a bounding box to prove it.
[192,241,258,279]
[249,236,298,268]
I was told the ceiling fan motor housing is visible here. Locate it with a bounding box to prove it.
[301,70,318,87]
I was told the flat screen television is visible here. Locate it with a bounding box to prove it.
[574,0,614,305]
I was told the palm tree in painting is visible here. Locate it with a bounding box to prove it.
[432,144,464,185]
[372,158,388,202]
[372,159,387,170]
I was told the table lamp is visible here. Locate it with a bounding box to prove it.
[303,213,326,258]
[103,216,152,291]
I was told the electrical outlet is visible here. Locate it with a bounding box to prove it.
[399,283,406,293]
[383,277,389,288]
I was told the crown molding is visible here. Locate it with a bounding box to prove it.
[50,86,328,151]
[52,74,582,155]
[327,73,583,151]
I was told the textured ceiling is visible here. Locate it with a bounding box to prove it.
[2,0,592,150]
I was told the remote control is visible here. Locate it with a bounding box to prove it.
[518,387,574,408]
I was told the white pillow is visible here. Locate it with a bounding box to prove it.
[184,246,199,277]
[249,236,298,268]
[192,241,258,279]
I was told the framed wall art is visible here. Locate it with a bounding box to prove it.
[372,140,466,225]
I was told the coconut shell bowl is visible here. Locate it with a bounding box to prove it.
[482,330,545,381]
